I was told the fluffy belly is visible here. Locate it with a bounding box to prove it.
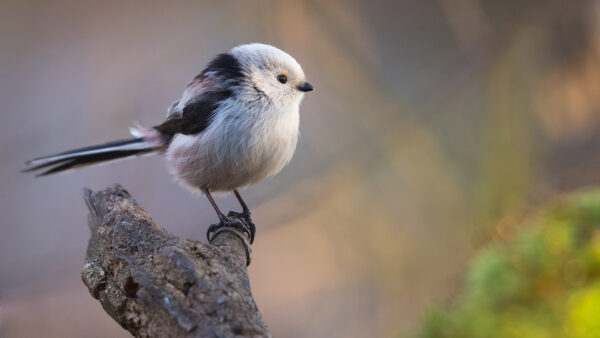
[165,125,297,192]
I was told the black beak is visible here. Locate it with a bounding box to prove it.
[297,82,314,92]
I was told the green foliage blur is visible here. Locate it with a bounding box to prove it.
[415,190,600,338]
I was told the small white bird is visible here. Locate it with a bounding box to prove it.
[24,43,314,243]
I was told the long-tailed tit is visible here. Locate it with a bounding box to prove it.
[24,43,314,243]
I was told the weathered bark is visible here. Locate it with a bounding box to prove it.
[81,185,270,337]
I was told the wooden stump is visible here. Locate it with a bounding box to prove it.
[81,185,270,337]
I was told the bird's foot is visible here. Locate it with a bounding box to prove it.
[206,212,255,244]
[227,210,255,244]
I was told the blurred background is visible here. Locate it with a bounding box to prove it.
[3,0,600,337]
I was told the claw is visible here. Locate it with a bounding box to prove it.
[206,223,220,242]
[227,211,256,244]
[206,214,255,244]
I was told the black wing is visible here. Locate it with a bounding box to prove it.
[154,52,243,139]
[181,90,232,134]
[154,90,232,138]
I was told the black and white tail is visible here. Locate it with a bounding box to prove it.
[23,137,161,176]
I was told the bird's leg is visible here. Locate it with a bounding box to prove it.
[226,189,255,243]
[203,187,227,222]
[203,187,254,243]
[233,189,251,216]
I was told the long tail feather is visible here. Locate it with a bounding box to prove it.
[23,137,160,176]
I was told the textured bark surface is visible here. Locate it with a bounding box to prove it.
[81,185,270,337]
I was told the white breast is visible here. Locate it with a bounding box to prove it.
[165,98,299,193]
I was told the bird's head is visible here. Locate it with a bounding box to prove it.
[229,43,313,107]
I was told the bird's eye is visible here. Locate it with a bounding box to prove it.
[277,74,288,84]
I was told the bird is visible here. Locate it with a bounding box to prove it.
[24,43,313,244]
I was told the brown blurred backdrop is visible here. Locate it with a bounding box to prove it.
[3,0,600,337]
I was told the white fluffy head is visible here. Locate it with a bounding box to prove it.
[230,43,311,106]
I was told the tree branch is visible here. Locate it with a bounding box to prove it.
[80,184,271,337]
